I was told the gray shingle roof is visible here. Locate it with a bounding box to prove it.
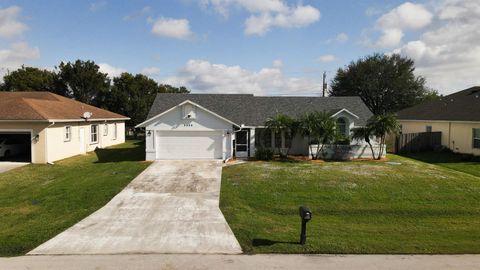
[146,93,373,126]
[397,87,480,122]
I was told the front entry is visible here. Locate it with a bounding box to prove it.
[235,130,249,158]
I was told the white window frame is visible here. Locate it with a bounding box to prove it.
[473,128,480,149]
[64,126,72,142]
[104,124,108,136]
[91,124,98,144]
[113,123,118,140]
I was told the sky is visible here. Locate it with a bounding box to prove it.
[0,0,479,96]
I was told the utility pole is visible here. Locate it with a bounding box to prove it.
[322,71,327,97]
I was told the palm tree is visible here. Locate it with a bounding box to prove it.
[299,111,336,159]
[352,113,400,160]
[265,114,297,158]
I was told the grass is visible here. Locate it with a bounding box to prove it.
[0,140,151,257]
[220,155,480,254]
[403,151,480,178]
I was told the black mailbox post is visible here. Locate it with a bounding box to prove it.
[298,206,312,245]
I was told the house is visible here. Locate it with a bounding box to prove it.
[397,86,480,156]
[0,92,129,163]
[136,93,373,160]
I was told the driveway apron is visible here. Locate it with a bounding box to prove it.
[29,160,242,254]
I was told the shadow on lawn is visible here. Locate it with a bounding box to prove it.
[94,141,145,163]
[252,238,299,247]
[402,151,480,164]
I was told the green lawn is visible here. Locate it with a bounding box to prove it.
[403,151,480,178]
[0,140,151,257]
[220,155,480,254]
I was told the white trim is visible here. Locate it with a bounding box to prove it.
[90,124,99,144]
[0,128,34,163]
[0,118,128,123]
[331,108,360,119]
[399,119,480,124]
[136,100,240,128]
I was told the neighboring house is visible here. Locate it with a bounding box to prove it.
[136,93,373,160]
[0,92,129,163]
[397,86,480,156]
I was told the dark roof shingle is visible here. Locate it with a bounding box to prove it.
[397,87,480,121]
[146,93,372,126]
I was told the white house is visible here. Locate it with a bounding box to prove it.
[136,94,373,161]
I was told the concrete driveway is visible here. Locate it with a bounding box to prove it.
[29,160,242,255]
[0,162,28,173]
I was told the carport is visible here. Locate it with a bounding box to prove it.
[0,131,32,163]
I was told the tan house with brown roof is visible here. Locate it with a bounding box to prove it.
[0,92,128,163]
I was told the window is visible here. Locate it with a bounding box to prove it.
[91,125,98,143]
[104,124,108,136]
[426,126,432,132]
[64,126,71,142]
[113,123,118,140]
[336,118,348,136]
[473,129,480,149]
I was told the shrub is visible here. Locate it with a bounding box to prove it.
[255,147,274,161]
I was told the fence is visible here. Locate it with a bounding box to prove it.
[395,132,442,153]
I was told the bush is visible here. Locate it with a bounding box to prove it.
[255,147,274,161]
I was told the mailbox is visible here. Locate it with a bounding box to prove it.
[298,206,312,245]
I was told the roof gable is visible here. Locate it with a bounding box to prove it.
[145,93,373,126]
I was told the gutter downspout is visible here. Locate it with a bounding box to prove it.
[448,122,452,150]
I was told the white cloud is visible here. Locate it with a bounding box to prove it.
[373,2,433,48]
[318,55,336,63]
[272,59,283,69]
[201,0,320,36]
[244,5,320,36]
[365,6,383,17]
[98,63,127,79]
[336,32,349,43]
[141,66,161,76]
[89,1,107,12]
[162,59,322,95]
[392,0,480,93]
[0,6,28,39]
[150,18,193,40]
[0,42,40,78]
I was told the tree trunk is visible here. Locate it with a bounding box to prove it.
[315,143,324,160]
[368,141,376,160]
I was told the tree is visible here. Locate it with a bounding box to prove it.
[264,114,298,157]
[330,53,434,114]
[299,111,336,160]
[105,72,191,130]
[57,60,110,106]
[352,113,400,160]
[1,66,64,94]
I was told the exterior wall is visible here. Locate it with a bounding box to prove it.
[400,120,480,155]
[144,104,234,161]
[0,122,49,163]
[310,144,387,160]
[46,121,125,163]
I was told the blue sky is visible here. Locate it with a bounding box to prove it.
[1,0,479,95]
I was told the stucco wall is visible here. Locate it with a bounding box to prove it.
[144,104,234,160]
[46,121,125,163]
[400,120,480,155]
[0,122,49,163]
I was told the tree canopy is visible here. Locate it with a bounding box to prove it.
[1,66,63,94]
[0,60,190,127]
[330,53,439,115]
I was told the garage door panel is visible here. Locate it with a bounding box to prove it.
[156,131,223,159]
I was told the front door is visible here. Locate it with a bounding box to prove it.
[235,130,249,158]
[79,127,86,154]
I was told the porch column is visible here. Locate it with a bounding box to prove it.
[249,128,255,158]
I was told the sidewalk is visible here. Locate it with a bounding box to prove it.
[2,254,480,270]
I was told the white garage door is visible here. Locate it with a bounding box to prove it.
[156,131,223,159]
